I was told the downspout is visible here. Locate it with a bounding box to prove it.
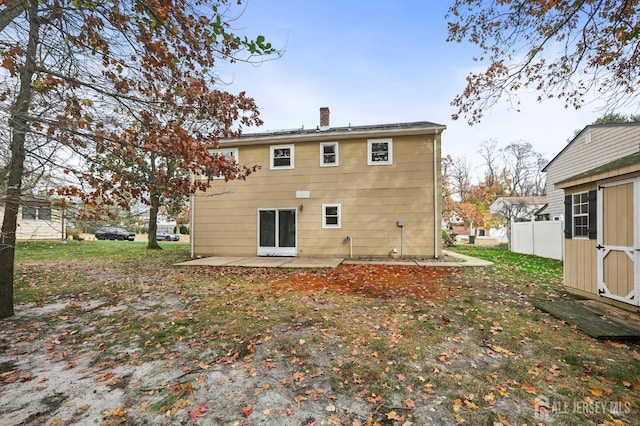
[433,130,439,259]
[190,194,195,258]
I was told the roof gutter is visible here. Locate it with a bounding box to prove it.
[215,125,447,147]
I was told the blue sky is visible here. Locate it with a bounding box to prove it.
[221,1,632,173]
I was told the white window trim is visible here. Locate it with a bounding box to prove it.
[322,204,341,229]
[206,148,239,179]
[320,142,339,167]
[270,144,294,170]
[367,138,393,165]
[573,191,589,238]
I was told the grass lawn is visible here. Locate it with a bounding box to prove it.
[2,241,639,425]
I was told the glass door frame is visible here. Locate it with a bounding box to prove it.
[257,208,298,256]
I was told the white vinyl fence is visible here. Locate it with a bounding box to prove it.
[510,220,564,261]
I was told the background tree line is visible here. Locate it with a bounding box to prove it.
[443,113,640,235]
[442,139,547,234]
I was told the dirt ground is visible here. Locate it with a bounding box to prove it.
[1,264,461,426]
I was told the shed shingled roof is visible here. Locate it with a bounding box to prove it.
[556,151,640,186]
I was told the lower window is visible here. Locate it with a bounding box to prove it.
[322,204,341,228]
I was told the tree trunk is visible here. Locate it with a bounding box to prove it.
[0,0,38,319]
[0,0,25,32]
[147,192,161,250]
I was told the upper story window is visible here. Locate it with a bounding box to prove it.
[573,192,589,237]
[206,148,238,179]
[320,142,339,167]
[367,138,393,165]
[322,204,341,228]
[271,144,294,169]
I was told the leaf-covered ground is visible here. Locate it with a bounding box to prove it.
[1,242,639,425]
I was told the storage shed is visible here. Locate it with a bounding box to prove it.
[556,152,640,308]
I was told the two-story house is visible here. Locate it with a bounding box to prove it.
[190,108,445,259]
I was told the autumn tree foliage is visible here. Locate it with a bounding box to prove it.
[442,140,546,235]
[447,0,640,124]
[441,155,487,231]
[0,0,276,318]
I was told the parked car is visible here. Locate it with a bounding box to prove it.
[156,231,180,241]
[95,227,135,241]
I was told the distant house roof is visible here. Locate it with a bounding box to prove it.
[542,122,640,172]
[489,196,548,218]
[494,196,547,205]
[218,121,446,146]
[0,195,56,206]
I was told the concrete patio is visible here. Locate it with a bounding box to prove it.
[174,250,492,268]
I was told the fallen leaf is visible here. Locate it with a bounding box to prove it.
[497,384,509,397]
[464,400,479,410]
[386,411,404,421]
[589,385,603,397]
[483,392,495,406]
[521,381,538,395]
[189,403,208,422]
[242,405,253,417]
[548,364,563,377]
[454,413,465,424]
[596,375,615,384]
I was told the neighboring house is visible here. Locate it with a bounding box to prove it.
[555,146,640,308]
[542,122,640,220]
[487,196,547,240]
[0,196,66,240]
[156,220,178,234]
[489,196,548,221]
[190,108,445,258]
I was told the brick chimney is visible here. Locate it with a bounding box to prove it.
[320,107,330,128]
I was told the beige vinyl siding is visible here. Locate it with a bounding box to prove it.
[0,204,64,240]
[564,238,598,294]
[563,184,598,295]
[193,133,439,257]
[546,124,640,219]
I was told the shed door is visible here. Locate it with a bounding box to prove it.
[257,209,297,256]
[597,179,640,305]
